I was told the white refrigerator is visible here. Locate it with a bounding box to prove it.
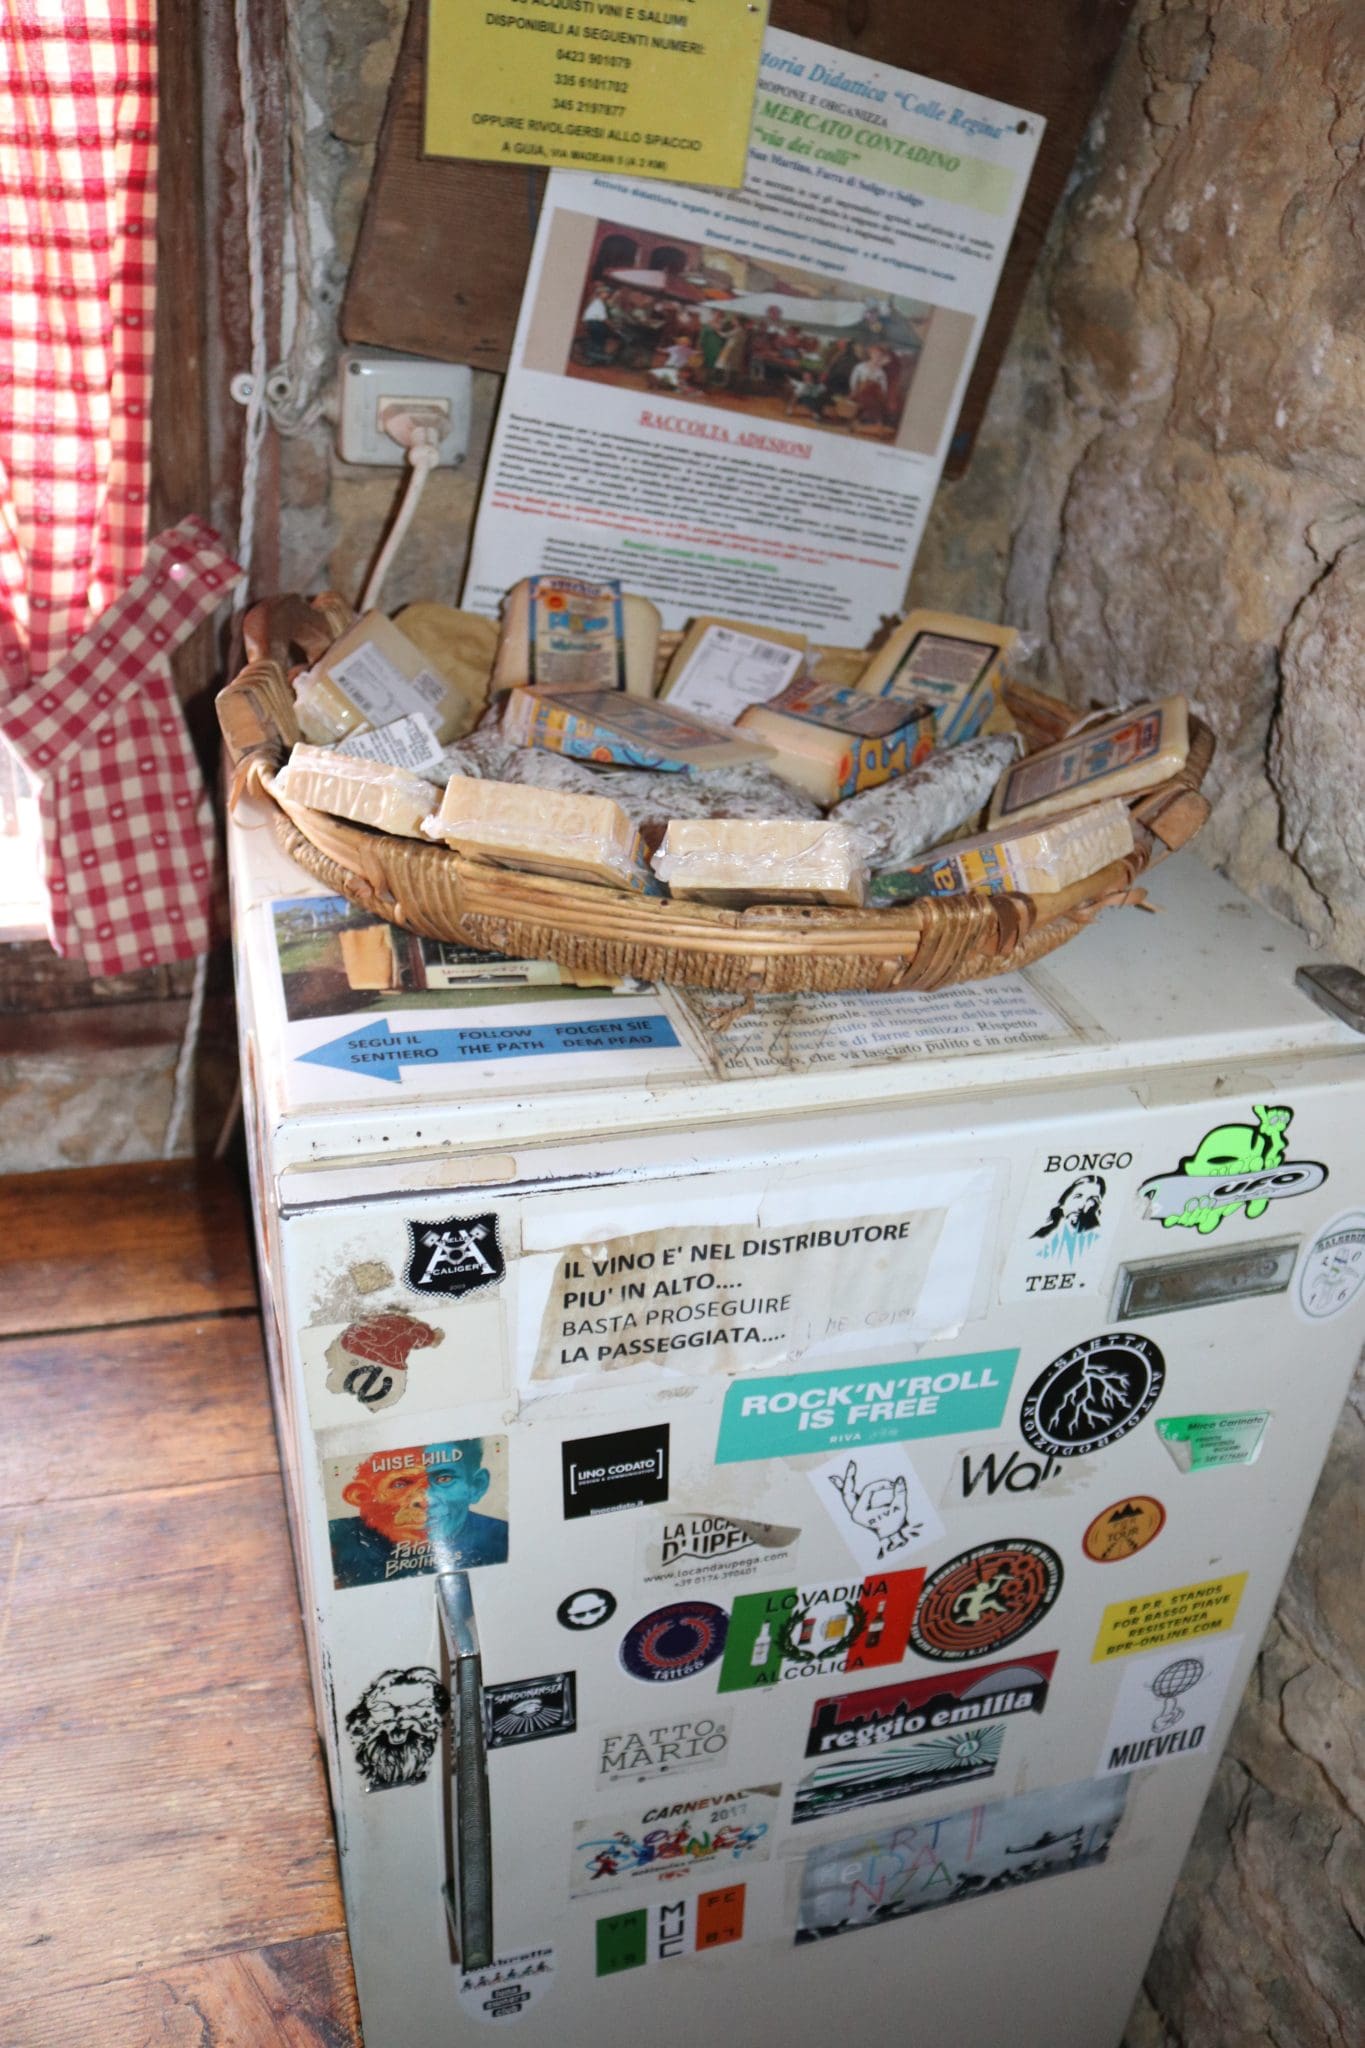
[230,789,1365,2048]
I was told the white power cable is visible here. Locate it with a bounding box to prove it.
[359,409,445,612]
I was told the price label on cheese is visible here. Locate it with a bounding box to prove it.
[424,0,770,188]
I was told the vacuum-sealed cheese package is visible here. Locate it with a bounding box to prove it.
[273,744,441,839]
[989,697,1190,825]
[654,819,866,908]
[493,576,661,697]
[870,798,1135,903]
[293,612,474,746]
[423,774,661,893]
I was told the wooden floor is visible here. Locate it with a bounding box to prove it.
[0,1162,361,2046]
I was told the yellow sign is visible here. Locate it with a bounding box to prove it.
[425,0,770,187]
[1092,1572,1248,1661]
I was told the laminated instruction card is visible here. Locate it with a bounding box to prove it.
[464,28,1043,645]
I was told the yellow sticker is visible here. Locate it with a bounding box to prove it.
[1091,1571,1247,1661]
[425,0,770,189]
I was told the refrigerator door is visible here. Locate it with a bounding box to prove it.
[270,1055,1365,2048]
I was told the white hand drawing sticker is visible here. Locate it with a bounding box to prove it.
[808,1446,945,1572]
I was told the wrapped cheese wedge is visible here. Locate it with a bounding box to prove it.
[273,744,441,839]
[492,576,661,697]
[423,774,661,894]
[393,603,498,736]
[653,819,866,908]
[870,799,1135,904]
[660,617,806,723]
[989,696,1190,825]
[739,682,936,804]
[292,612,474,746]
[857,609,1017,745]
[836,734,1021,871]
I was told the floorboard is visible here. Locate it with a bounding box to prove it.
[0,1160,258,1336]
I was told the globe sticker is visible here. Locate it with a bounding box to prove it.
[909,1540,1063,1663]
[1098,1633,1244,1775]
[1296,1211,1365,1321]
[1082,1496,1167,1563]
[1019,1333,1165,1459]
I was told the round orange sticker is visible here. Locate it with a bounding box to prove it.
[1082,1495,1166,1563]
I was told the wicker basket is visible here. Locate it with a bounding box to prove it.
[217,594,1215,996]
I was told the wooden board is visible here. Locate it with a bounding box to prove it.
[0,1160,257,1335]
[0,1934,361,2048]
[0,1315,273,1509]
[341,0,1136,473]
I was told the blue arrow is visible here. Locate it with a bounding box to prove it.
[299,1012,680,1085]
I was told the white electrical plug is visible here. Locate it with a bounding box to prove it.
[338,350,471,466]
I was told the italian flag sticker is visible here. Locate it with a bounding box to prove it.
[718,1570,925,1693]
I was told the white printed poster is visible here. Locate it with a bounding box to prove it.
[464,30,1043,640]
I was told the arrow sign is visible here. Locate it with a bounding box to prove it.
[298,1012,680,1085]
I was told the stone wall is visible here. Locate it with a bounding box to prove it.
[278,6,1363,2038]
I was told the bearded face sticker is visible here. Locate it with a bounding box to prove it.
[347,1667,449,1790]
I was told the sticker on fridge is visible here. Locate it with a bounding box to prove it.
[1017,1332,1165,1459]
[638,1513,799,1592]
[793,1775,1128,1944]
[404,1212,505,1300]
[1092,1571,1247,1661]
[597,1712,735,1786]
[596,1885,748,1976]
[620,1601,729,1685]
[485,1672,576,1750]
[909,1541,1063,1663]
[345,1666,449,1791]
[570,1785,777,1899]
[940,1439,1069,1508]
[1296,1210,1365,1321]
[794,1652,1056,1821]
[324,1309,443,1412]
[1000,1145,1134,1302]
[715,1350,1016,1463]
[456,1947,555,2023]
[529,1209,949,1384]
[562,1424,670,1519]
[1139,1104,1326,1236]
[1156,1411,1269,1472]
[1082,1496,1166,1563]
[1099,1634,1244,1776]
[718,1570,925,1692]
[323,1435,509,1588]
[807,1447,945,1569]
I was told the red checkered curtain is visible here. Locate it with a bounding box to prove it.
[0,1,238,970]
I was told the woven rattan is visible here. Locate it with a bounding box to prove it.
[217,595,1215,996]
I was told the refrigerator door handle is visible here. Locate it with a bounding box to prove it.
[437,1570,494,1970]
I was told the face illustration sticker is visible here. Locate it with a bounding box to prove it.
[620,1602,729,1685]
[345,1666,449,1790]
[1019,1333,1165,1458]
[405,1213,505,1298]
[558,1587,617,1632]
[1139,1105,1326,1236]
[910,1540,1063,1662]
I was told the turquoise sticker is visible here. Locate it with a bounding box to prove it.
[1156,1412,1269,1472]
[715,1352,1017,1464]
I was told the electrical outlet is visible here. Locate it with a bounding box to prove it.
[338,349,473,466]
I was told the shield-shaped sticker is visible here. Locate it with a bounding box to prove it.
[404,1214,505,1300]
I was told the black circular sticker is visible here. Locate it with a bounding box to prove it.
[557,1587,617,1632]
[619,1601,728,1684]
[1019,1332,1165,1458]
[910,1539,1063,1662]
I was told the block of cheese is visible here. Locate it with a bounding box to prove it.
[273,744,441,839]
[393,603,498,737]
[423,774,661,893]
[502,687,774,772]
[492,576,661,697]
[836,735,1021,871]
[857,610,1018,746]
[660,617,806,724]
[653,819,866,908]
[869,799,1135,904]
[293,612,473,746]
[737,685,935,805]
[989,696,1190,825]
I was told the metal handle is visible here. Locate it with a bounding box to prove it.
[437,1571,494,1969]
